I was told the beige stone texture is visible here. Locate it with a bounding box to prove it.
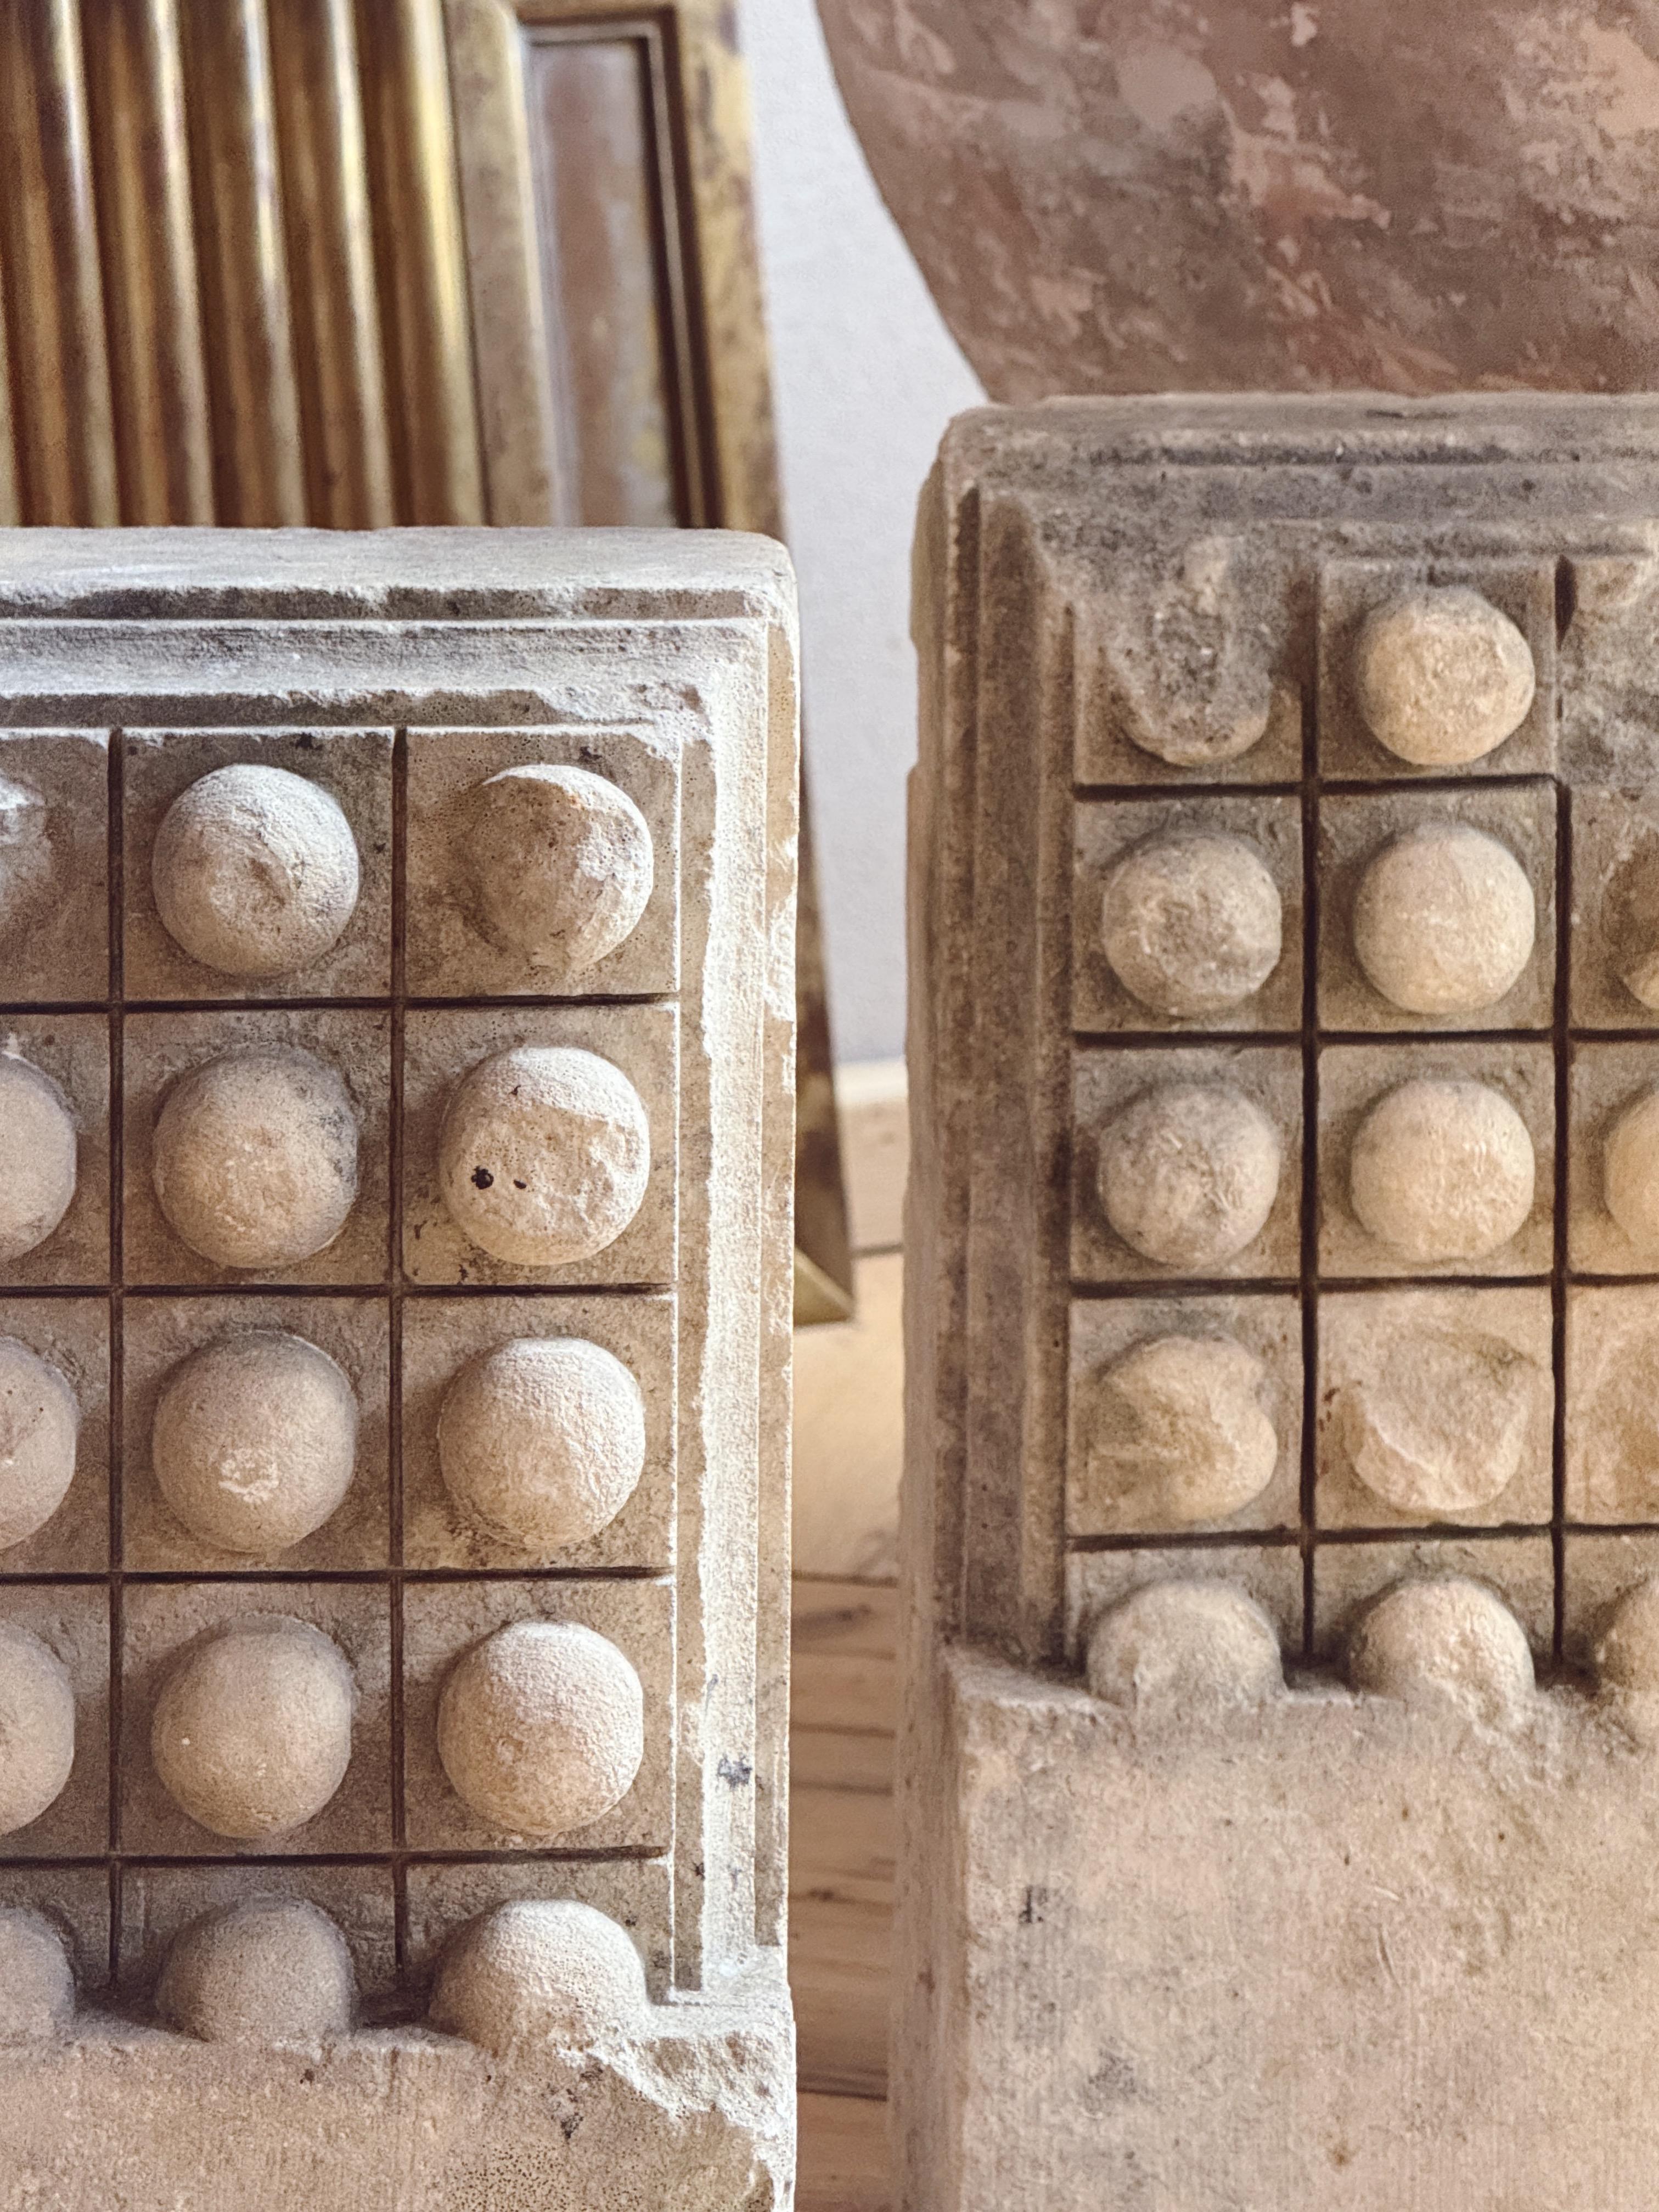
[121,1296,389,1571]
[406,1859,673,2002]
[1570,787,1659,1028]
[0,1586,106,1855]
[1311,1534,1555,1659]
[1315,1288,1553,1529]
[1319,557,1557,780]
[1064,1541,1303,1665]
[402,1293,673,1573]
[0,1297,106,1573]
[0,529,796,2207]
[402,1578,671,1854]
[121,1865,398,2008]
[0,731,109,1004]
[1073,792,1302,1034]
[1318,781,1556,1033]
[1318,1041,1554,1279]
[1568,1042,1659,1272]
[402,1004,677,1287]
[0,1018,110,1288]
[406,724,679,998]
[1067,1293,1301,1537]
[900,399,1659,2212]
[122,728,392,999]
[1072,1044,1302,1284]
[1565,1286,1659,1523]
[120,1583,390,1855]
[123,1009,390,1286]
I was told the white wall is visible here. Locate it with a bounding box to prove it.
[737,0,984,1066]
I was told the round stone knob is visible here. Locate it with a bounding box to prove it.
[438,1337,646,1552]
[1099,831,1281,1017]
[0,1338,77,1551]
[1604,1090,1659,1251]
[152,1331,358,1555]
[0,1624,74,1837]
[1352,823,1534,1015]
[1340,1324,1538,1517]
[1349,1078,1534,1263]
[151,763,361,978]
[158,1896,357,2046]
[151,1047,359,1269]
[1085,1335,1275,1525]
[0,1055,77,1263]
[0,775,53,943]
[1347,1577,1533,1727]
[1096,1081,1280,1271]
[431,1900,647,2056]
[465,765,653,973]
[437,1619,643,1837]
[1606,843,1659,1012]
[0,1909,74,2042]
[151,1617,355,1840]
[437,1045,649,1267]
[1354,587,1535,766]
[1086,1583,1284,1718]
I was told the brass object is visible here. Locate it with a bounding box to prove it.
[0,0,852,1318]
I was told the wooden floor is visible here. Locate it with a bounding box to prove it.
[790,1575,897,2209]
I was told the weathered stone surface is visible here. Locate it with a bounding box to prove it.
[0,531,797,2208]
[904,396,1659,2212]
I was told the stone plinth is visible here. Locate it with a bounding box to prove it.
[0,531,796,2210]
[903,395,1659,2210]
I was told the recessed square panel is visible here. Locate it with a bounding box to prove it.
[120,1296,390,1572]
[1317,782,1556,1033]
[1315,1287,1553,1530]
[0,1016,111,1290]
[1571,789,1659,1032]
[402,1003,677,1287]
[1561,1530,1659,1667]
[1066,1294,1301,1538]
[1568,1042,1659,1275]
[120,728,393,1001]
[1071,1044,1302,1285]
[401,1293,673,1572]
[401,1577,672,1853]
[404,1858,672,2001]
[1063,1541,1303,1668]
[0,1585,108,1859]
[122,1009,391,1287]
[0,731,109,1004]
[117,1865,398,2006]
[1317,1041,1554,1280]
[1311,1533,1554,1659]
[1318,558,1556,781]
[1072,793,1302,1035]
[1565,1286,1659,1523]
[0,1298,108,1575]
[118,1582,392,1856]
[404,725,679,998]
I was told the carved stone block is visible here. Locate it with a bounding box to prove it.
[0,531,795,2209]
[905,396,1659,2210]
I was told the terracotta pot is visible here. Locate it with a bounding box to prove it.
[817,0,1659,398]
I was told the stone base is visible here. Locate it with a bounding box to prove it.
[899,1641,1659,2212]
[0,1958,793,2212]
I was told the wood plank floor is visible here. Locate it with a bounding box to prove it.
[790,1575,896,2207]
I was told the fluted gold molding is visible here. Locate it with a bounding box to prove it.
[0,0,118,524]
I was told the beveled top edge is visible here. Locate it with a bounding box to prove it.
[0,527,798,628]
[941,390,1659,471]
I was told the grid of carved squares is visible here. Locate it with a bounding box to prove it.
[0,723,682,1997]
[1068,563,1659,1663]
